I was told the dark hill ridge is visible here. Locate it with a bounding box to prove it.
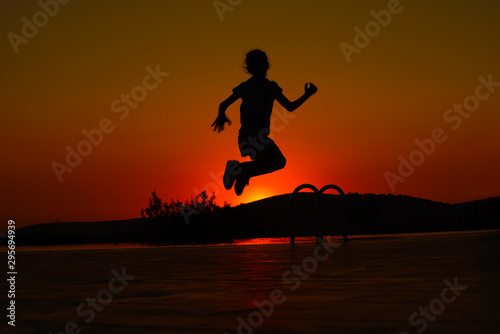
[10,193,500,246]
[229,193,499,238]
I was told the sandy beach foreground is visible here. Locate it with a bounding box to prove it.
[2,230,499,334]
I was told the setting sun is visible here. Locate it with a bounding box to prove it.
[241,187,276,204]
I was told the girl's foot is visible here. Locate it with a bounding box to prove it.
[223,160,240,190]
[234,176,249,196]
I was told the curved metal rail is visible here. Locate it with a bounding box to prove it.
[290,183,347,245]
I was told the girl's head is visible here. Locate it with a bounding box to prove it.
[244,49,269,79]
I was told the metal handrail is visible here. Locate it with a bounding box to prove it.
[290,184,347,245]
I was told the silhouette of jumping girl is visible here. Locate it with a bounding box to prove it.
[211,49,317,195]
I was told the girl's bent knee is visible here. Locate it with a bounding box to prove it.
[277,156,286,170]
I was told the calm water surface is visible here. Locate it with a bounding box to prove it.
[11,229,498,252]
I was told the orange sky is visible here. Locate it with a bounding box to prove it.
[1,0,500,228]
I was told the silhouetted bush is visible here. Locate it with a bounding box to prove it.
[140,190,232,243]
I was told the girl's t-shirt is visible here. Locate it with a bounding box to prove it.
[232,77,283,135]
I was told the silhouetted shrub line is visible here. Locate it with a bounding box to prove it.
[140,190,233,244]
[9,193,499,246]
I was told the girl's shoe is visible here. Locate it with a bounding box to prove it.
[223,160,240,190]
[234,176,249,196]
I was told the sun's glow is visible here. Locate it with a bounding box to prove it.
[242,188,276,204]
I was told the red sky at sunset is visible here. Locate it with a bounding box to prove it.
[1,0,500,228]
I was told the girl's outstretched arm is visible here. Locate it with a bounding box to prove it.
[211,93,239,133]
[276,83,318,112]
